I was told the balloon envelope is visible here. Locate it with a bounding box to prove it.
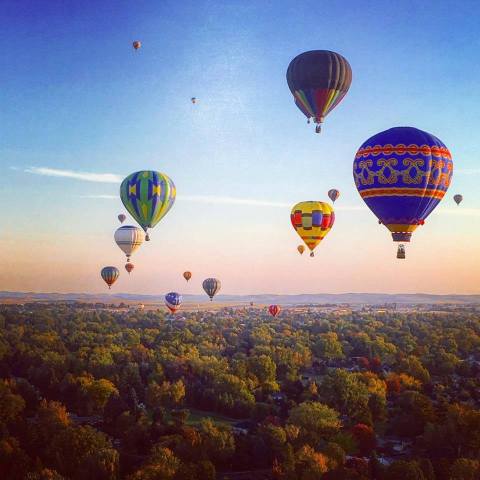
[291,201,335,256]
[101,266,119,289]
[165,292,182,313]
[286,50,352,130]
[203,278,221,301]
[453,194,463,205]
[269,305,281,317]
[183,271,192,282]
[120,171,176,240]
[353,127,453,242]
[118,214,126,224]
[297,245,305,255]
[328,189,340,203]
[114,225,144,260]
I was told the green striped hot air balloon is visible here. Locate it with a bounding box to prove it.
[120,171,176,241]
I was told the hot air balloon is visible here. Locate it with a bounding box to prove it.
[297,245,305,255]
[353,127,453,246]
[453,194,463,206]
[114,225,144,261]
[291,201,335,257]
[165,292,182,313]
[118,214,126,224]
[191,97,196,104]
[397,244,406,259]
[133,41,141,50]
[125,262,134,274]
[328,189,340,203]
[286,50,352,133]
[269,305,281,317]
[101,266,119,289]
[120,171,176,241]
[183,271,192,282]
[203,278,221,301]
[250,301,254,307]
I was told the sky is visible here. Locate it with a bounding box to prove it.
[1,0,479,295]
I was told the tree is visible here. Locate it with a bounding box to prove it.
[295,445,329,480]
[128,446,179,480]
[351,423,376,456]
[47,425,119,480]
[287,401,341,448]
[320,370,370,423]
[386,460,426,480]
[449,459,479,480]
[313,333,344,360]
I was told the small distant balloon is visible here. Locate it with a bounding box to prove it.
[269,305,281,317]
[101,266,119,289]
[133,41,141,50]
[250,301,254,307]
[114,225,144,261]
[165,292,182,314]
[203,278,221,301]
[328,189,340,203]
[125,262,134,274]
[118,214,126,224]
[297,245,305,255]
[183,271,192,282]
[453,194,463,206]
[191,97,196,104]
[291,201,335,257]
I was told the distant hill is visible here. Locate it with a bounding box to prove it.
[1,291,479,305]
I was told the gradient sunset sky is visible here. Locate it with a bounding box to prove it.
[1,0,479,295]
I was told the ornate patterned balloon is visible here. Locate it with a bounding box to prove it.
[291,201,335,257]
[268,305,281,317]
[165,292,182,313]
[353,127,453,243]
[120,171,176,241]
[287,50,352,132]
[101,266,119,289]
[202,278,221,301]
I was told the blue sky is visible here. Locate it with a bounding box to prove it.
[1,0,479,294]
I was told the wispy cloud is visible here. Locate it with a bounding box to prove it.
[437,207,480,217]
[455,168,480,175]
[25,167,122,183]
[177,195,291,208]
[79,194,117,199]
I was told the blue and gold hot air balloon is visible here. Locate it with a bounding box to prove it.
[165,292,182,313]
[120,171,176,241]
[287,50,352,133]
[353,127,453,247]
[203,278,221,301]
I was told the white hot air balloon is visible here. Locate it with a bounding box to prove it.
[114,225,145,261]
